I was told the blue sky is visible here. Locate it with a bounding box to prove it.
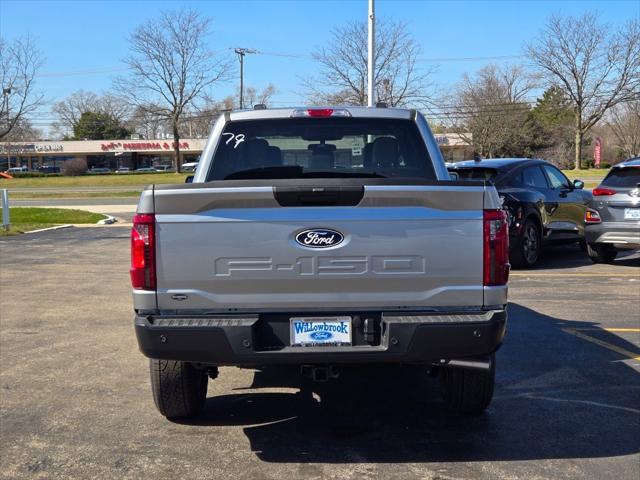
[0,0,638,130]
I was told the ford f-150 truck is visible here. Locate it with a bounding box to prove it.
[131,106,509,419]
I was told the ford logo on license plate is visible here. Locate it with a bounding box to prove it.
[295,228,344,249]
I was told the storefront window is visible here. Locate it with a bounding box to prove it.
[42,156,75,168]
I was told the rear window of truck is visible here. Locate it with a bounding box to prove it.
[205,118,436,181]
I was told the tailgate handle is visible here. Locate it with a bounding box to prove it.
[274,186,364,207]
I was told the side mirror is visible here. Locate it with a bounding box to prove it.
[185,175,194,184]
[573,179,584,190]
[449,171,459,181]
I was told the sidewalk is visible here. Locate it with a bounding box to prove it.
[54,204,136,223]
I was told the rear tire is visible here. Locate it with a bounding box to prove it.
[587,243,617,264]
[440,355,495,414]
[510,218,541,268]
[150,359,208,419]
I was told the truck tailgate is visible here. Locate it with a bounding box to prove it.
[149,183,488,311]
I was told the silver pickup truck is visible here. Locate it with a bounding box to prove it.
[131,106,509,419]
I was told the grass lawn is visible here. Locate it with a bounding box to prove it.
[562,168,608,180]
[562,169,607,189]
[0,169,607,199]
[0,207,107,236]
[9,190,141,199]
[0,223,57,236]
[1,172,189,189]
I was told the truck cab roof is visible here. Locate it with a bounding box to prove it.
[227,106,416,122]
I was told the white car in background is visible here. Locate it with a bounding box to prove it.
[154,165,175,172]
[181,162,199,172]
[5,166,29,174]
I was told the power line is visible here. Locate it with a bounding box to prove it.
[36,66,129,78]
[31,52,530,80]
[419,54,525,63]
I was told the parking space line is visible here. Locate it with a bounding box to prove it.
[520,395,640,415]
[570,328,640,333]
[511,273,639,277]
[562,328,640,361]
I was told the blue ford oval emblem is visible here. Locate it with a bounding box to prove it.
[295,228,344,249]
[310,331,333,341]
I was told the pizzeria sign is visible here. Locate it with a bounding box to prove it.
[100,141,190,152]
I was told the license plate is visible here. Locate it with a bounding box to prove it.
[624,208,640,220]
[290,317,352,346]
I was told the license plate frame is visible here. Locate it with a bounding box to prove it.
[290,316,352,347]
[624,208,640,220]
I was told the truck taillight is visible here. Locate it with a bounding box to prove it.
[130,213,156,290]
[484,209,510,286]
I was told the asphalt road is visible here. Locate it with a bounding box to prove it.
[1,228,638,480]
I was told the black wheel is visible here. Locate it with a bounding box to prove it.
[510,218,541,268]
[150,359,208,419]
[586,243,617,264]
[440,355,495,414]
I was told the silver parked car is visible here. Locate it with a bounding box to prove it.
[585,158,640,263]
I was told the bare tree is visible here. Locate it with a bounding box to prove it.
[128,104,167,139]
[99,94,132,125]
[116,8,232,171]
[243,84,277,108]
[174,84,276,138]
[303,19,435,107]
[0,119,42,142]
[0,36,44,140]
[527,13,640,169]
[52,90,98,137]
[447,64,538,157]
[607,101,640,159]
[214,84,276,110]
[52,90,131,138]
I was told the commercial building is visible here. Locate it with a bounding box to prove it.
[0,133,472,172]
[0,139,206,172]
[434,133,474,162]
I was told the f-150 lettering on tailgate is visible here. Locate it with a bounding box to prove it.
[214,255,426,277]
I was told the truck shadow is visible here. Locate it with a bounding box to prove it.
[180,303,640,463]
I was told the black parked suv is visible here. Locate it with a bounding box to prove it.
[585,158,640,263]
[449,158,591,267]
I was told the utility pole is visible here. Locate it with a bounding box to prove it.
[367,0,375,107]
[234,48,257,109]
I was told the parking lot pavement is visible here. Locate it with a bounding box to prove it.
[1,228,638,480]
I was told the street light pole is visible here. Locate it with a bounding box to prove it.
[367,0,375,107]
[2,88,11,169]
[234,48,256,109]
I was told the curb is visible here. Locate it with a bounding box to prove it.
[97,215,117,225]
[24,224,73,234]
